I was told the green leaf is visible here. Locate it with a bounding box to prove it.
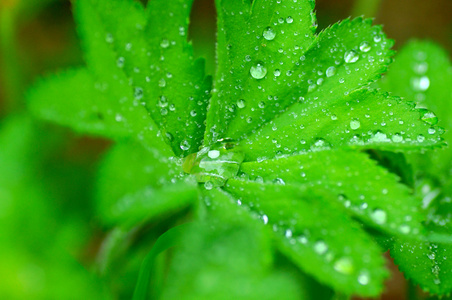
[96,140,197,228]
[240,89,443,161]
[239,149,424,237]
[389,196,452,295]
[206,14,396,145]
[145,0,212,156]
[160,210,305,299]
[75,0,211,156]
[379,40,452,177]
[224,180,387,297]
[205,0,316,144]
[378,40,452,295]
[0,115,111,299]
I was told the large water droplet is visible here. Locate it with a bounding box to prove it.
[350,119,361,130]
[359,41,371,52]
[250,62,267,79]
[237,99,246,109]
[180,140,191,151]
[263,27,276,41]
[326,66,336,77]
[420,109,438,125]
[358,272,370,285]
[344,50,359,63]
[370,209,387,224]
[314,240,328,255]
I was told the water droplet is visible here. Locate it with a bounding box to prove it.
[258,101,266,108]
[134,87,143,100]
[262,215,269,225]
[334,257,354,274]
[204,181,213,190]
[370,209,387,224]
[392,133,403,142]
[190,110,197,117]
[274,69,281,77]
[358,272,370,285]
[180,140,190,151]
[285,229,293,238]
[359,41,371,52]
[417,134,425,142]
[331,114,338,120]
[286,16,294,23]
[344,50,359,63]
[326,66,336,77]
[350,119,361,130]
[115,114,123,122]
[428,127,436,135]
[250,62,267,79]
[237,99,246,108]
[208,150,220,159]
[411,76,430,91]
[314,240,328,255]
[428,253,436,260]
[117,57,125,68]
[263,26,276,40]
[158,78,166,87]
[420,110,438,125]
[160,39,170,48]
[105,33,114,43]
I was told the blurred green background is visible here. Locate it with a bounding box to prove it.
[0,0,450,299]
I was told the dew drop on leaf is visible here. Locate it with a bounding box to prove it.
[392,133,404,142]
[358,272,370,285]
[237,99,246,109]
[160,39,170,48]
[274,69,281,77]
[344,50,359,63]
[250,62,267,79]
[359,41,371,52]
[116,57,125,68]
[204,181,213,190]
[326,66,336,77]
[314,240,328,255]
[350,119,361,130]
[134,87,143,100]
[420,109,438,125]
[370,209,387,224]
[180,140,190,151]
[207,150,220,159]
[105,33,114,44]
[262,27,276,41]
[286,16,294,23]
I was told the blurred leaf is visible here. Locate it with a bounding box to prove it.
[97,140,198,228]
[0,115,110,299]
[160,189,306,300]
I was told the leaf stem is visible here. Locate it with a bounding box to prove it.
[0,6,23,115]
[351,0,382,18]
